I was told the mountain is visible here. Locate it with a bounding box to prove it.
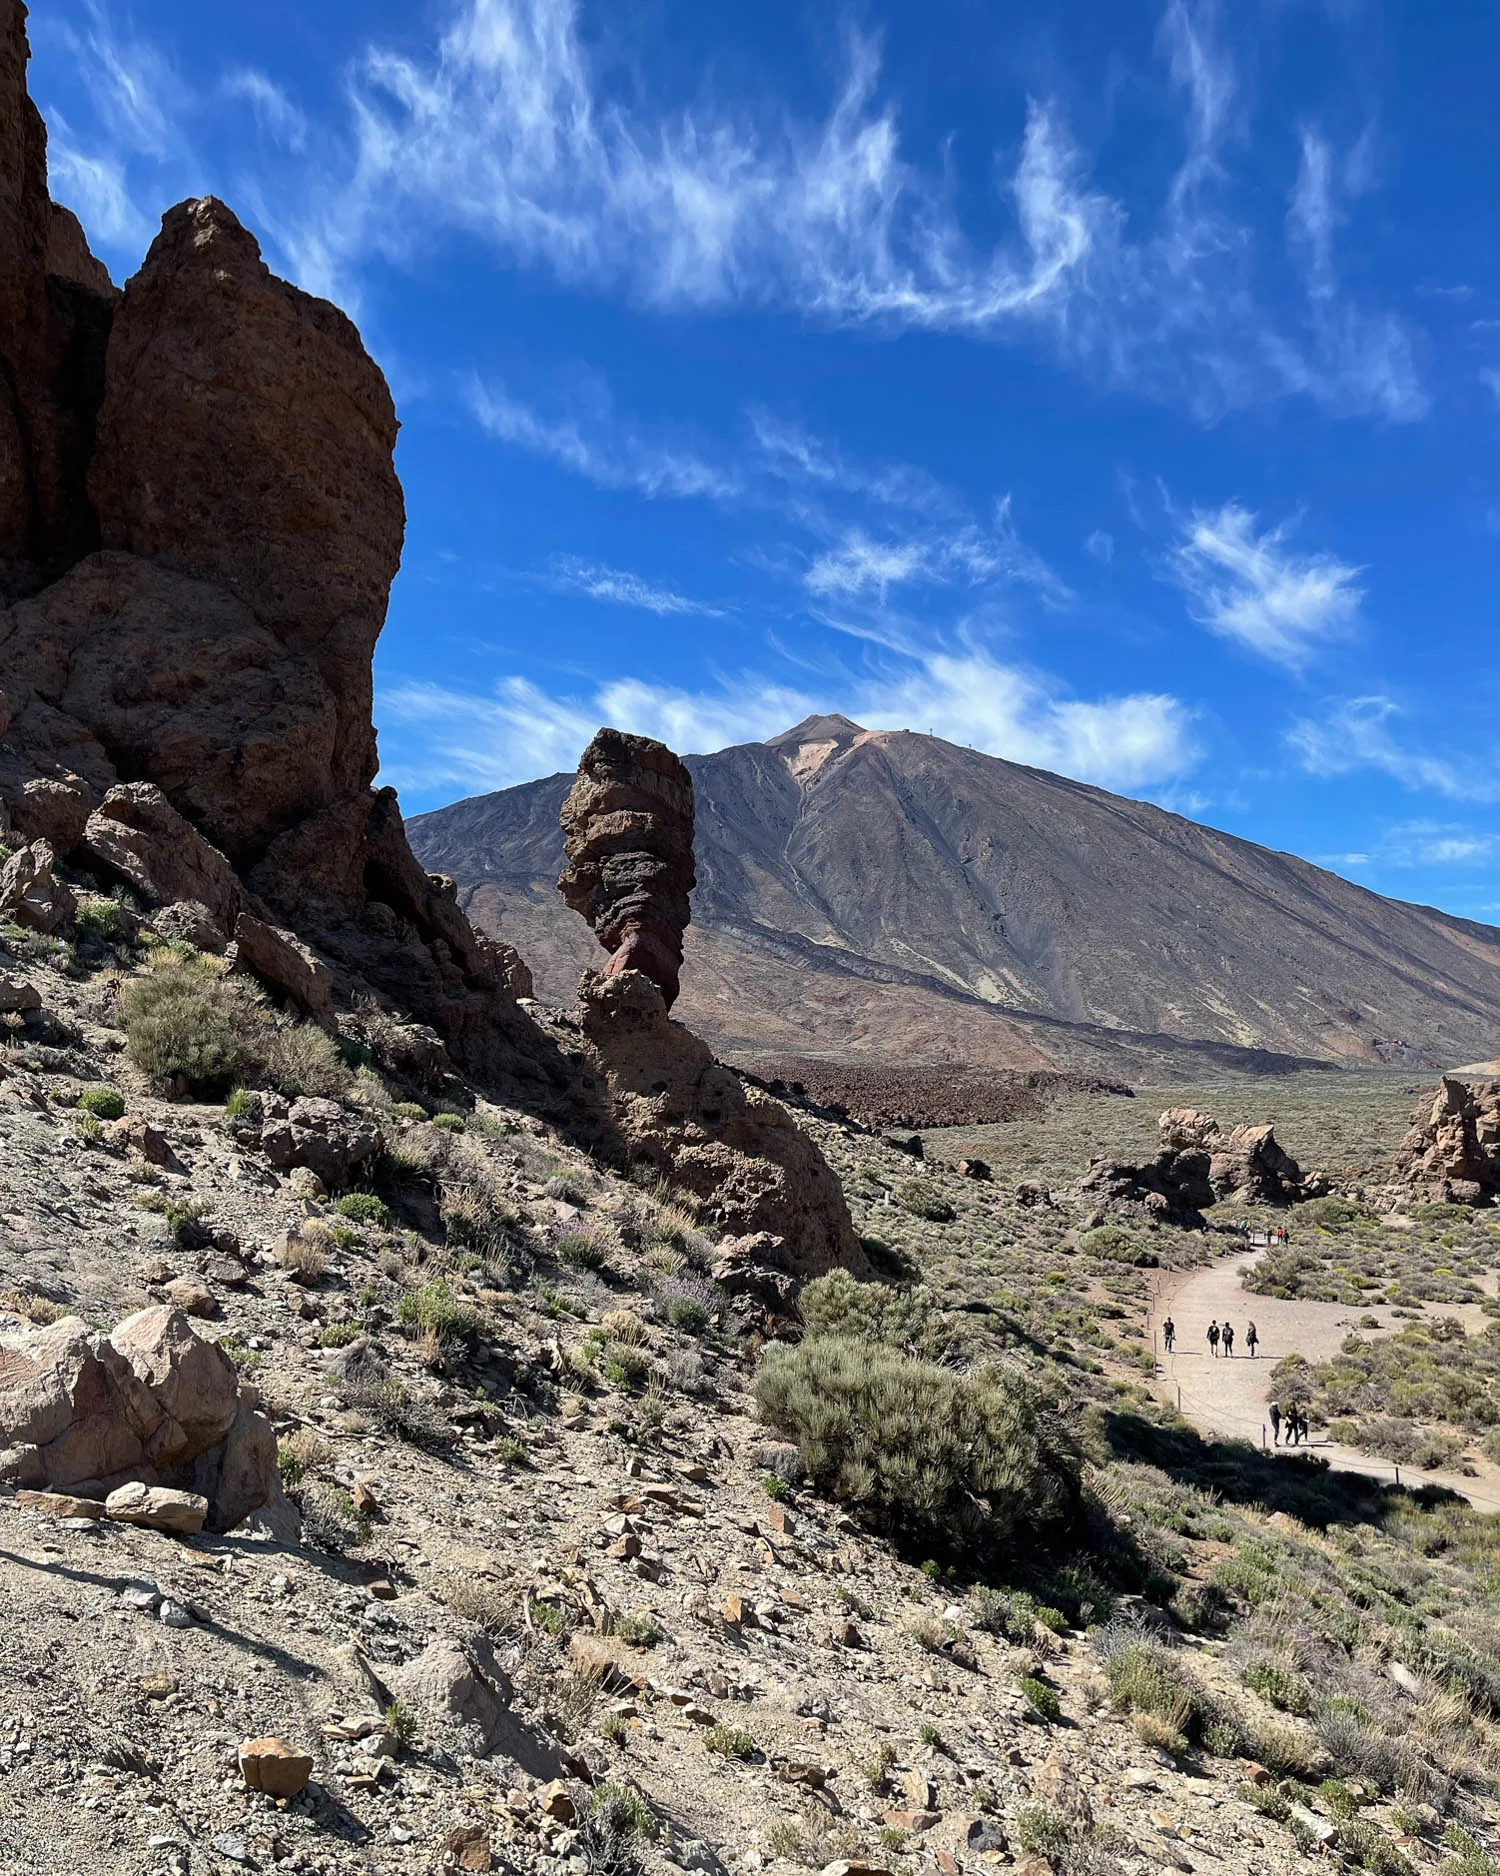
[408,714,1500,1076]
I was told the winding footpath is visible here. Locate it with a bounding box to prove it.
[1148,1250,1500,1513]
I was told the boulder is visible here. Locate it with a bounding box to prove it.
[0,974,40,1013]
[0,1306,273,1530]
[105,1481,208,1535]
[9,772,91,850]
[0,838,75,932]
[560,729,696,1008]
[1208,1122,1315,1205]
[81,782,242,932]
[259,1096,381,1187]
[229,912,334,1018]
[148,900,229,952]
[387,1637,512,1756]
[1158,1107,1221,1153]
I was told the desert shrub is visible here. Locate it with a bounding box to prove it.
[397,1278,479,1342]
[77,1085,125,1120]
[1014,1805,1069,1857]
[277,1225,330,1283]
[557,1227,611,1271]
[121,957,262,1092]
[336,1192,391,1229]
[704,1723,756,1760]
[1018,1675,1061,1722]
[259,1022,354,1100]
[443,1578,524,1640]
[276,1428,331,1490]
[798,1268,933,1348]
[73,895,128,943]
[298,1482,370,1553]
[893,1178,955,1223]
[1315,1709,1448,1804]
[1098,1628,1237,1751]
[1242,1657,1314,1716]
[431,1111,466,1133]
[0,1289,65,1325]
[754,1335,1078,1562]
[1299,1196,1373,1228]
[657,1275,715,1334]
[1079,1224,1141,1263]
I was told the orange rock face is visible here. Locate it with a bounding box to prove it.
[238,1737,314,1797]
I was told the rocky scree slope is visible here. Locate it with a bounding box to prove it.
[4,935,1496,1876]
[413,714,1500,1077]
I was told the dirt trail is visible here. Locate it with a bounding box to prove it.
[1150,1251,1500,1513]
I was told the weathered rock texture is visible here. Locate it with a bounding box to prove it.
[559,729,695,1009]
[0,1304,283,1532]
[1393,1078,1500,1206]
[0,5,529,1079]
[1074,1109,1320,1227]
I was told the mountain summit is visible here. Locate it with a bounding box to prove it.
[410,723,1500,1075]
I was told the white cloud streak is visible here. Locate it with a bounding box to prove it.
[550,558,724,616]
[379,650,1198,797]
[256,0,1423,423]
[224,70,308,152]
[1288,698,1500,802]
[1167,501,1362,668]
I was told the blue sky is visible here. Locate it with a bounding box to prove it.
[29,0,1500,919]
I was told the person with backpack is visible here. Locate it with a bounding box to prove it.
[1222,1321,1235,1357]
[1207,1320,1221,1357]
[1245,1321,1259,1358]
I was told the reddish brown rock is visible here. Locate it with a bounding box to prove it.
[559,729,695,1008]
[1393,1077,1500,1205]
[575,969,863,1281]
[238,1737,314,1798]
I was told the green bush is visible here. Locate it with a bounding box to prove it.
[893,1178,955,1223]
[77,1085,125,1121]
[396,1278,479,1341]
[336,1193,391,1229]
[431,1111,466,1133]
[1018,1675,1061,1722]
[704,1723,757,1760]
[73,896,128,943]
[259,1022,353,1100]
[1242,1657,1314,1716]
[121,958,260,1092]
[799,1268,933,1348]
[754,1335,1078,1562]
[556,1228,609,1271]
[1101,1633,1237,1751]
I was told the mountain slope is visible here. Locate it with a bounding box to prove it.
[409,715,1500,1074]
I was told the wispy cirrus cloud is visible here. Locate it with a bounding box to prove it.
[264,0,1421,423]
[1167,501,1363,668]
[467,380,742,501]
[550,558,725,617]
[1289,697,1500,801]
[379,648,1198,798]
[1324,821,1500,870]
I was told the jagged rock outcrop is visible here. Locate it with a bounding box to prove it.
[1075,1109,1319,1226]
[0,1304,284,1532]
[0,5,532,1080]
[559,729,695,1009]
[0,1,116,592]
[575,970,865,1281]
[1393,1078,1500,1205]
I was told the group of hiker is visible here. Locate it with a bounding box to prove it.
[1268,1400,1311,1446]
[1160,1315,1258,1359]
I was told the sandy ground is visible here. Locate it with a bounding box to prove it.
[1150,1251,1500,1513]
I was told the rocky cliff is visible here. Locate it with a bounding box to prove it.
[0,0,528,1079]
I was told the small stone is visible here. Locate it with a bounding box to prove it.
[538,1779,576,1822]
[763,1504,796,1536]
[443,1824,494,1871]
[351,1481,380,1516]
[828,1619,862,1648]
[119,1583,162,1612]
[609,1533,643,1560]
[239,1736,314,1797]
[163,1275,216,1317]
[719,1595,745,1628]
[367,1579,398,1601]
[211,1835,250,1864]
[159,1598,195,1629]
[16,1489,109,1520]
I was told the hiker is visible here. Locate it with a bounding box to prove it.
[1269,1400,1283,1445]
[1162,1316,1175,1352]
[1245,1321,1259,1358]
[1222,1321,1235,1357]
[1207,1320,1221,1357]
[1289,1405,1306,1446]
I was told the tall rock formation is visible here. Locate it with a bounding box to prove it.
[0,2,528,1077]
[558,730,864,1283]
[1393,1079,1500,1206]
[559,729,695,1009]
